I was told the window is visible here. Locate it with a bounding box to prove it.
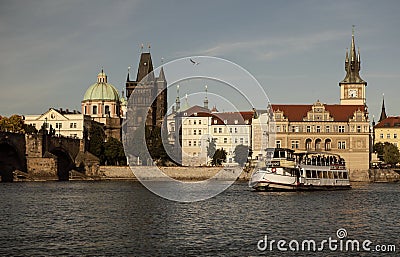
[234,120,238,124]
[70,123,74,128]
[219,128,222,133]
[193,141,196,146]
[55,123,62,129]
[193,130,197,135]
[292,126,299,132]
[199,120,201,125]
[338,125,345,133]
[84,106,87,114]
[387,134,390,139]
[188,141,192,146]
[276,140,281,148]
[338,141,346,149]
[316,126,321,133]
[394,134,398,139]
[357,126,361,133]
[194,120,196,125]
[214,128,217,133]
[198,130,202,135]
[326,126,330,132]
[234,128,238,133]
[224,138,228,143]
[105,105,110,115]
[93,106,97,114]
[229,128,233,134]
[234,138,238,144]
[240,138,244,144]
[74,123,77,128]
[306,126,311,133]
[380,133,384,139]
[276,126,281,132]
[291,140,299,149]
[198,141,201,147]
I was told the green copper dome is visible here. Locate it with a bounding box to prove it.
[83,70,120,101]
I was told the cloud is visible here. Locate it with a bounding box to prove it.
[179,30,349,60]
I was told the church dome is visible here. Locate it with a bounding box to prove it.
[83,70,120,101]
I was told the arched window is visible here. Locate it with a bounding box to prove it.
[305,138,312,151]
[325,139,332,151]
[315,138,322,151]
[105,105,110,116]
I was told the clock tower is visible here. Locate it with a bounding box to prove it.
[339,27,367,105]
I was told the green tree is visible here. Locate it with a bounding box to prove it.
[211,148,227,166]
[88,123,106,164]
[104,137,126,165]
[373,142,385,160]
[383,143,400,166]
[234,144,250,166]
[0,115,25,133]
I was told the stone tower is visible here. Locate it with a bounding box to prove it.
[125,49,167,129]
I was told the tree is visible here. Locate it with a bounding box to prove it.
[88,123,106,164]
[234,144,250,166]
[104,137,126,165]
[211,148,227,166]
[373,142,385,160]
[0,115,25,133]
[383,143,400,166]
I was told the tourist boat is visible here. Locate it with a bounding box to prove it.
[249,148,351,191]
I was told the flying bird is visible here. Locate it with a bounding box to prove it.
[190,58,199,65]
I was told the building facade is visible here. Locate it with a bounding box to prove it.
[374,116,400,150]
[25,108,92,139]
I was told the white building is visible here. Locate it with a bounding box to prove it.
[24,108,92,139]
[176,105,254,166]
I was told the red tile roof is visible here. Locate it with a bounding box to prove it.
[374,116,400,128]
[271,104,366,122]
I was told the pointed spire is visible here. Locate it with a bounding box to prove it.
[175,85,180,111]
[158,66,166,81]
[340,26,365,84]
[204,85,209,109]
[379,93,387,122]
[126,66,131,82]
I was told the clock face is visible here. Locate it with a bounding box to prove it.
[348,89,358,98]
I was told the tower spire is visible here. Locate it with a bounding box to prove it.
[340,26,365,84]
[175,85,180,111]
[126,66,131,82]
[204,85,209,109]
[379,93,387,122]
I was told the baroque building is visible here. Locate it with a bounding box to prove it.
[81,69,126,140]
[269,30,370,177]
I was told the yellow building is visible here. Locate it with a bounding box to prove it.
[374,116,400,150]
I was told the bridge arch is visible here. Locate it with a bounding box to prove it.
[0,142,24,182]
[49,147,75,181]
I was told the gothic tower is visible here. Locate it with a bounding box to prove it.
[379,94,387,122]
[339,27,367,105]
[125,48,167,129]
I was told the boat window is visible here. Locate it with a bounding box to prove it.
[279,151,286,158]
[328,171,334,179]
[338,172,343,179]
[306,170,311,178]
[317,171,323,178]
[343,172,348,179]
[333,171,339,179]
[274,151,279,158]
[323,171,328,178]
[300,170,304,177]
[312,170,317,178]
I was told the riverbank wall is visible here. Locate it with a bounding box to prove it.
[99,166,252,181]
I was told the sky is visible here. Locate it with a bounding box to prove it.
[1,0,400,121]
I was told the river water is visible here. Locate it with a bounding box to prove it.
[0,181,398,256]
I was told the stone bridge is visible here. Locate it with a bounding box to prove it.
[0,131,99,182]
